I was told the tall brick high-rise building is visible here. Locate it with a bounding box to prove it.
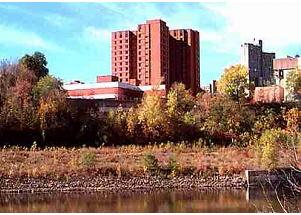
[169,29,200,93]
[111,19,200,94]
[112,30,137,85]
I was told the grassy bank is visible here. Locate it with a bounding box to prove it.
[0,143,296,179]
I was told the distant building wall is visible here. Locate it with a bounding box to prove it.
[63,82,143,101]
[273,57,300,101]
[254,85,284,103]
[241,40,275,87]
[96,75,118,83]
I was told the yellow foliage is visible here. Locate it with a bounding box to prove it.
[217,64,248,100]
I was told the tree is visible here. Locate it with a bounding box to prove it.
[166,83,197,140]
[19,52,49,80]
[217,64,249,101]
[136,91,167,140]
[0,60,18,106]
[32,75,64,102]
[196,93,255,145]
[286,69,301,100]
[166,83,195,119]
[37,89,68,143]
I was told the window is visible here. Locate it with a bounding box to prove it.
[125,45,128,48]
[126,78,128,82]
[125,32,128,37]
[119,40,122,43]
[125,67,128,71]
[126,72,128,76]
[119,57,122,60]
[119,33,122,38]
[125,62,128,65]
[119,45,122,49]
[139,57,141,61]
[125,40,128,43]
[119,51,122,54]
[120,73,123,77]
[120,78,122,82]
[119,62,122,66]
[125,56,128,60]
[119,68,122,71]
[125,51,128,54]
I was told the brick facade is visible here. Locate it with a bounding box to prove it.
[112,19,200,95]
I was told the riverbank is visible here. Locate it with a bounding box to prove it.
[0,174,246,193]
[0,144,295,192]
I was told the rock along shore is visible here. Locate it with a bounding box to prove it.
[0,174,246,193]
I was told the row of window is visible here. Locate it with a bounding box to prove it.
[113,45,129,49]
[113,39,129,44]
[113,50,129,55]
[114,62,129,66]
[113,32,129,39]
[114,56,129,61]
[114,67,129,72]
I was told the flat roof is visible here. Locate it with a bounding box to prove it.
[63,82,143,92]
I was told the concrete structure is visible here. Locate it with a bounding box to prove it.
[253,85,284,103]
[112,19,200,95]
[241,39,275,87]
[273,56,301,100]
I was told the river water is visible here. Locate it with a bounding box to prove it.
[0,188,300,213]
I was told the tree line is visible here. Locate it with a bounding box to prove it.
[1,52,301,151]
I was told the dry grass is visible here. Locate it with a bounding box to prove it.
[0,143,298,178]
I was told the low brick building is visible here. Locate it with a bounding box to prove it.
[253,85,284,103]
[273,56,301,101]
[63,75,168,110]
[64,81,143,101]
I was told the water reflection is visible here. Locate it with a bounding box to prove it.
[0,188,300,212]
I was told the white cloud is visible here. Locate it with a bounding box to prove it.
[0,23,65,52]
[83,26,111,42]
[204,1,301,57]
[43,13,73,27]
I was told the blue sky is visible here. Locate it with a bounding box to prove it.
[0,2,300,86]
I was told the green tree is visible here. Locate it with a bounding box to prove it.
[166,83,195,119]
[217,64,249,101]
[32,75,64,102]
[286,69,301,100]
[19,52,49,80]
[166,83,197,140]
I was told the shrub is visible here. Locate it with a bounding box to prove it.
[167,154,180,176]
[80,151,96,168]
[143,153,159,174]
[257,129,286,169]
